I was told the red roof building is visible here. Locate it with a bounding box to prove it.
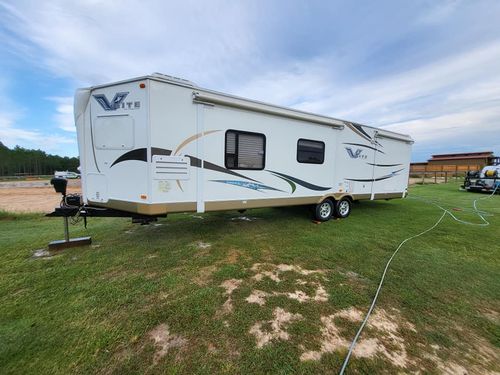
[410,151,496,173]
[428,151,493,165]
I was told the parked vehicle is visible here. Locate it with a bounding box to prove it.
[54,171,80,179]
[71,73,413,221]
[463,164,500,193]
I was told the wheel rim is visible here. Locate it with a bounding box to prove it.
[319,202,331,218]
[339,200,350,216]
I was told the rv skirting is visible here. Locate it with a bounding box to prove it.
[373,192,405,199]
[89,192,405,215]
[90,200,197,215]
[204,196,320,211]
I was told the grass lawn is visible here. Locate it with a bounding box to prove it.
[0,182,499,374]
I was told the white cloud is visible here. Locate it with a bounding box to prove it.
[0,0,261,87]
[417,0,461,25]
[0,78,75,152]
[0,0,499,161]
[0,115,75,152]
[229,40,500,160]
[48,97,75,132]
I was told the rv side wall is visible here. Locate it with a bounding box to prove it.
[77,77,412,215]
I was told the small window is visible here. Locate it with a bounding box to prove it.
[225,130,266,170]
[297,139,325,164]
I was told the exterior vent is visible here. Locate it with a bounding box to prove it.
[152,155,190,180]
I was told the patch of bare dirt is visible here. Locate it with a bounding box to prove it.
[0,179,80,213]
[193,264,218,286]
[148,324,187,364]
[32,249,52,258]
[480,308,499,324]
[217,279,242,317]
[300,307,412,368]
[245,280,329,306]
[249,307,303,348]
[225,248,241,264]
[195,241,211,249]
[251,263,326,283]
[246,290,271,306]
[230,216,258,221]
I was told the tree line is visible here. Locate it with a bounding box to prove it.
[0,142,79,176]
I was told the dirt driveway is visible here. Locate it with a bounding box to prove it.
[0,180,81,213]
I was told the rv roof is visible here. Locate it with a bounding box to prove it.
[86,73,413,142]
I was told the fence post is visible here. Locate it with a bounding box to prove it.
[434,171,437,183]
[445,171,448,183]
[421,172,425,184]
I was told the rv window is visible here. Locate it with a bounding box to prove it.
[225,130,266,170]
[297,139,325,164]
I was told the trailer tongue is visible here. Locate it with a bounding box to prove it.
[46,177,165,250]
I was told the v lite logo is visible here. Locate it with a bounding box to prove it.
[345,147,366,159]
[93,92,129,111]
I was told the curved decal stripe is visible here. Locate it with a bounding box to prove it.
[343,142,385,154]
[367,163,402,167]
[111,147,260,187]
[267,170,331,191]
[346,175,394,182]
[346,122,382,147]
[270,172,296,193]
[181,154,261,183]
[211,180,284,192]
[346,122,371,142]
[173,130,221,155]
[346,168,405,182]
[351,123,372,140]
[111,148,147,167]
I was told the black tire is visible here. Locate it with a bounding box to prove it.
[314,199,334,221]
[334,197,351,219]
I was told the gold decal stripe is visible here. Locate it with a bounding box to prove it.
[173,130,221,155]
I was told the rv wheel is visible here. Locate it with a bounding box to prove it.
[334,197,351,219]
[315,199,334,221]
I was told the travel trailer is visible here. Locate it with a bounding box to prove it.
[72,73,413,222]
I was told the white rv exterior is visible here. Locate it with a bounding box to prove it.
[74,73,413,220]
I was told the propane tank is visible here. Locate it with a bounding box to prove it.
[485,169,498,177]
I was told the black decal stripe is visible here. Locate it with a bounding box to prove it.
[343,142,385,154]
[183,154,261,183]
[204,160,261,183]
[151,147,172,157]
[267,170,331,191]
[271,173,297,193]
[367,163,402,167]
[351,123,372,140]
[346,168,405,182]
[114,147,260,183]
[346,175,394,182]
[111,148,148,167]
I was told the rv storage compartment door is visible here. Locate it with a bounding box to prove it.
[86,173,108,203]
[93,115,134,150]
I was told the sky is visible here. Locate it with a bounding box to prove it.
[0,0,499,162]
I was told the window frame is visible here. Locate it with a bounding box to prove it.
[296,138,325,164]
[224,129,266,170]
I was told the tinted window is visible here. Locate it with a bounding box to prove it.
[297,139,325,164]
[225,130,266,170]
